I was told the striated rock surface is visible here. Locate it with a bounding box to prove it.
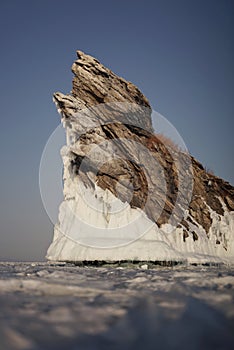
[47,51,234,264]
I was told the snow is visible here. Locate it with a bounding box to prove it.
[0,262,234,350]
[161,202,234,265]
[47,176,234,264]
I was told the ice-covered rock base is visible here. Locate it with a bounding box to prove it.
[47,181,234,265]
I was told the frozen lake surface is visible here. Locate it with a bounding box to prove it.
[0,262,234,349]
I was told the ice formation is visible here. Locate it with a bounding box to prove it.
[46,51,234,264]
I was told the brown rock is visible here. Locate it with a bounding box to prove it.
[53,50,234,243]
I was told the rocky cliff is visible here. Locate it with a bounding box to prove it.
[46,51,234,264]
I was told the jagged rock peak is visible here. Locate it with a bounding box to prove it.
[47,50,234,264]
[53,50,150,115]
[71,50,150,107]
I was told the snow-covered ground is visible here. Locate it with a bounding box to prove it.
[0,262,233,349]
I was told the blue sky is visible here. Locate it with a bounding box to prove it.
[0,0,233,261]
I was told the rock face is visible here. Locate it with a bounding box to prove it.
[46,51,234,264]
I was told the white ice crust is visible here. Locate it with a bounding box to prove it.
[47,155,234,264]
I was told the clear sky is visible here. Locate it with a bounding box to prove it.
[0,0,233,261]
